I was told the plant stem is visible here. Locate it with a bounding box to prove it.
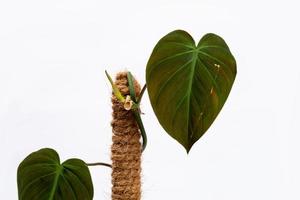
[133,110,147,151]
[85,162,112,168]
[137,84,146,104]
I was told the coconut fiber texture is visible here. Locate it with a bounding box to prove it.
[111,72,142,200]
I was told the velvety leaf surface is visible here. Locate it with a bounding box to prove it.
[17,148,93,200]
[146,30,236,152]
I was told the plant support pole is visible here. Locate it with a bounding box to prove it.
[111,72,142,200]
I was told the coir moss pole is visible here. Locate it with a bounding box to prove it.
[110,72,142,200]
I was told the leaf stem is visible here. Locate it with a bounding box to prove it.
[85,162,112,168]
[137,84,147,104]
[133,110,147,152]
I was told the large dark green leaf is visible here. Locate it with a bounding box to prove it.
[17,148,93,200]
[146,30,236,152]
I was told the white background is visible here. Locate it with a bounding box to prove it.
[1,0,300,199]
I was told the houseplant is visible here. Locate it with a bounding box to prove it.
[17,29,236,200]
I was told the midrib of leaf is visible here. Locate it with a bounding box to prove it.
[154,58,193,106]
[190,57,221,136]
[49,165,63,200]
[171,93,188,128]
[185,50,198,148]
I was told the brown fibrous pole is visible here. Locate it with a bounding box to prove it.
[111,72,142,200]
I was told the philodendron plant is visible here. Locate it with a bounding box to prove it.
[17,30,236,200]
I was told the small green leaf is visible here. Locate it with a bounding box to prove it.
[17,148,94,200]
[146,30,236,152]
[105,70,125,103]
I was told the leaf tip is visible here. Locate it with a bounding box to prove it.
[184,144,193,154]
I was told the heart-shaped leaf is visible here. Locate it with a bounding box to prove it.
[146,30,236,152]
[17,148,93,200]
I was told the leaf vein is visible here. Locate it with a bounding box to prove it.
[147,50,194,78]
[154,58,194,106]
